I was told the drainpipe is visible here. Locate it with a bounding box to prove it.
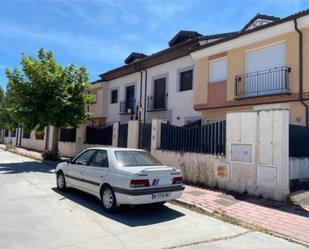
[294,18,309,127]
[143,69,148,125]
[138,71,143,147]
[139,71,143,122]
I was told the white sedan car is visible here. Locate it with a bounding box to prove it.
[55,147,184,212]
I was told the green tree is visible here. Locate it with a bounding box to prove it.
[6,49,94,152]
[0,87,5,129]
[0,87,17,132]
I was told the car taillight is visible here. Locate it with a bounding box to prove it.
[172,176,183,184]
[130,179,150,188]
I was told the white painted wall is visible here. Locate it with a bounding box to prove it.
[105,56,200,126]
[145,56,200,126]
[225,110,290,201]
[127,120,139,148]
[59,122,121,158]
[21,129,47,152]
[152,149,225,186]
[106,72,140,124]
[58,141,76,158]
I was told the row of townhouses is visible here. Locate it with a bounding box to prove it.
[2,10,309,201]
[88,10,309,128]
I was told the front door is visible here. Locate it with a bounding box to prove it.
[154,78,166,109]
[83,150,109,195]
[66,149,96,190]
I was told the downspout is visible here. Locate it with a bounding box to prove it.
[294,18,309,127]
[143,69,148,125]
[138,71,143,147]
[139,71,143,122]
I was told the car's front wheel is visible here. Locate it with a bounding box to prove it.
[56,172,66,191]
[101,186,118,212]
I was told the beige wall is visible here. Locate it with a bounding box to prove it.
[193,26,309,125]
[194,31,301,104]
[289,101,308,126]
[200,106,253,121]
[200,101,309,126]
[303,27,309,92]
[88,81,108,120]
[194,57,209,105]
[227,32,299,100]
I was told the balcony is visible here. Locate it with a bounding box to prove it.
[119,100,136,115]
[147,95,168,111]
[235,66,291,99]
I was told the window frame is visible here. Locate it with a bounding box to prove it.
[244,41,286,74]
[150,73,168,110]
[125,84,136,112]
[88,150,109,168]
[110,88,118,104]
[72,149,96,166]
[177,66,194,92]
[209,57,228,84]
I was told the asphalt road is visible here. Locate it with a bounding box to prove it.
[0,149,305,249]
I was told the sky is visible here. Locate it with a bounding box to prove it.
[0,0,308,90]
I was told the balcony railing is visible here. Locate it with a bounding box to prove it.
[235,66,291,98]
[119,100,136,115]
[147,95,168,111]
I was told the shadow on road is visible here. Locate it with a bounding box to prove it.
[0,161,55,174]
[52,187,185,227]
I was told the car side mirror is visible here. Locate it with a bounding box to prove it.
[66,158,73,164]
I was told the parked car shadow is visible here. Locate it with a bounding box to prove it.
[0,161,55,174]
[52,187,185,227]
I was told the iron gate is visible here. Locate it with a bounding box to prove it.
[290,124,309,157]
[85,125,113,145]
[118,124,128,147]
[139,123,152,151]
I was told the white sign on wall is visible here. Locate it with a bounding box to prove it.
[231,144,253,163]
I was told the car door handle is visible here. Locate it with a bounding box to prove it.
[100,176,104,178]
[80,171,83,174]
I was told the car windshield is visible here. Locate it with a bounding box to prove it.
[114,150,163,167]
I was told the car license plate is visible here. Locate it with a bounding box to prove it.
[152,192,170,199]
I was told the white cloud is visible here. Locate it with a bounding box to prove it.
[144,0,193,19]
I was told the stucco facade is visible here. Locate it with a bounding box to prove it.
[192,14,309,126]
[88,81,108,126]
[105,56,200,126]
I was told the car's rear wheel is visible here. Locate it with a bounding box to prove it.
[57,172,66,191]
[101,186,117,212]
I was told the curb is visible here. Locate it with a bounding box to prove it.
[173,199,309,248]
[1,147,63,167]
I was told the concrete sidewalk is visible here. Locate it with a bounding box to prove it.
[0,144,68,162]
[181,185,309,244]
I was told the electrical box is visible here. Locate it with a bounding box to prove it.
[231,144,253,163]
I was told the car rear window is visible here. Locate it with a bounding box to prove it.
[114,151,163,167]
